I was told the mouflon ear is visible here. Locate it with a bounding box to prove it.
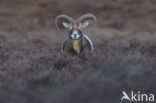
[79,22,89,30]
[55,15,74,30]
[62,22,72,30]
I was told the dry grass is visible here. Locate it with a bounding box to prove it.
[0,0,156,103]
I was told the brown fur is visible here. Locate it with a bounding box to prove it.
[71,21,79,29]
[64,37,86,54]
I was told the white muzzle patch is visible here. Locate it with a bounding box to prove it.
[70,30,81,39]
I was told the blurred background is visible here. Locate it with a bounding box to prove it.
[0,0,156,103]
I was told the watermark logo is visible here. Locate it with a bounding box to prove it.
[121,91,155,102]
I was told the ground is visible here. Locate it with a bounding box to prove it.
[0,0,156,103]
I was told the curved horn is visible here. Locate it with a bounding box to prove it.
[77,14,96,24]
[55,15,74,29]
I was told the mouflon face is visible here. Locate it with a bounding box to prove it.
[62,21,88,40]
[68,29,83,40]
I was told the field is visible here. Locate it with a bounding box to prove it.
[0,0,156,103]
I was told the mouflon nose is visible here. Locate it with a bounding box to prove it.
[74,34,77,37]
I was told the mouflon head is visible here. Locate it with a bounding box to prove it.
[55,14,96,40]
